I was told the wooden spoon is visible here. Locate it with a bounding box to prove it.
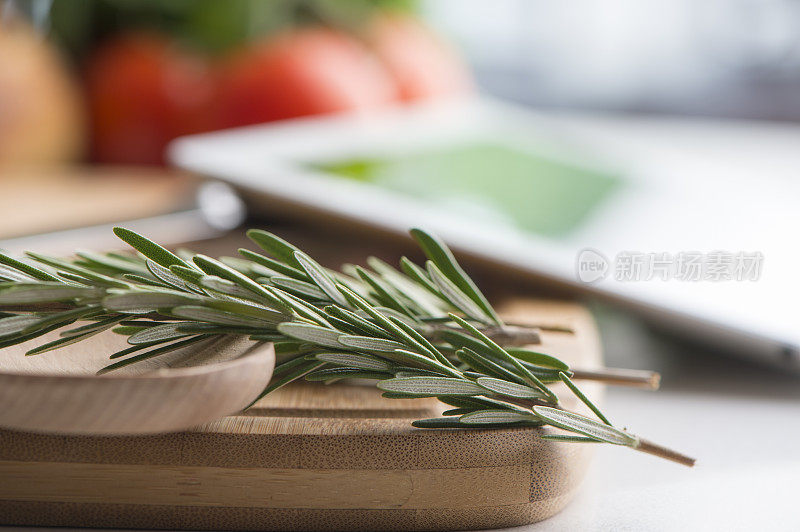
[0,330,274,435]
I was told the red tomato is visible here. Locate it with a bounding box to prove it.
[86,34,216,165]
[216,28,396,128]
[367,13,473,102]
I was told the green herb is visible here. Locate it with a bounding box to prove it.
[0,226,694,467]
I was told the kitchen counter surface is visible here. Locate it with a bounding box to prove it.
[514,305,800,531]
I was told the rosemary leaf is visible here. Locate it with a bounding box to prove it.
[199,275,263,301]
[237,249,309,280]
[449,314,557,403]
[409,228,501,325]
[293,250,349,307]
[411,417,533,429]
[74,251,149,275]
[108,339,177,359]
[0,252,60,281]
[338,286,448,367]
[456,347,527,385]
[192,254,292,316]
[377,376,485,396]
[476,376,547,399]
[246,230,303,265]
[371,306,418,326]
[389,368,431,377]
[18,306,99,336]
[337,335,406,352]
[127,323,192,344]
[269,276,327,300]
[113,227,189,269]
[390,316,456,369]
[97,335,213,374]
[532,406,637,446]
[0,265,35,282]
[367,256,445,316]
[507,348,570,371]
[277,322,345,349]
[0,283,103,304]
[559,371,612,425]
[0,315,44,337]
[26,325,110,355]
[459,409,541,425]
[273,353,316,375]
[540,434,602,443]
[270,287,332,327]
[248,360,326,406]
[323,305,392,339]
[0,322,67,349]
[178,324,265,336]
[426,261,490,322]
[146,260,197,292]
[121,274,170,288]
[438,393,540,415]
[274,340,316,358]
[399,256,443,299]
[171,305,276,328]
[102,291,198,313]
[112,326,147,336]
[305,368,392,381]
[442,408,474,416]
[26,252,130,288]
[314,352,393,371]
[411,417,466,428]
[59,315,124,338]
[203,299,287,324]
[168,265,205,284]
[355,266,414,317]
[379,349,455,375]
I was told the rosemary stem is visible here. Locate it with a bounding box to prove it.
[634,438,696,467]
[506,321,574,334]
[481,324,542,346]
[427,324,542,346]
[571,368,661,390]
[493,396,547,410]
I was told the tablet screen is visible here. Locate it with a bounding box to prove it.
[312,142,621,239]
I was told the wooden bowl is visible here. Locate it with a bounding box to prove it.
[0,331,274,435]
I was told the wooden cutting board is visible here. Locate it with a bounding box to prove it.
[0,299,602,531]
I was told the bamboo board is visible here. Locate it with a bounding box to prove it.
[0,299,602,531]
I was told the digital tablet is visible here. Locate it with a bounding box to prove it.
[170,97,800,369]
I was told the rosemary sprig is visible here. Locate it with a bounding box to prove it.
[0,227,695,467]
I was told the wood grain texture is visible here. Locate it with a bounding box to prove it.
[0,299,602,531]
[0,333,274,435]
[0,166,194,239]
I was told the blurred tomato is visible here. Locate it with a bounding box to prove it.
[216,28,396,128]
[367,14,472,102]
[86,34,216,165]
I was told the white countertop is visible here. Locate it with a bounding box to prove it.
[511,304,800,532]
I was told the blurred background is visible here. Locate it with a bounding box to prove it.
[0,0,477,243]
[3,0,800,170]
[432,0,800,120]
[1,0,473,167]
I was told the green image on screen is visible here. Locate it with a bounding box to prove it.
[312,142,622,238]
